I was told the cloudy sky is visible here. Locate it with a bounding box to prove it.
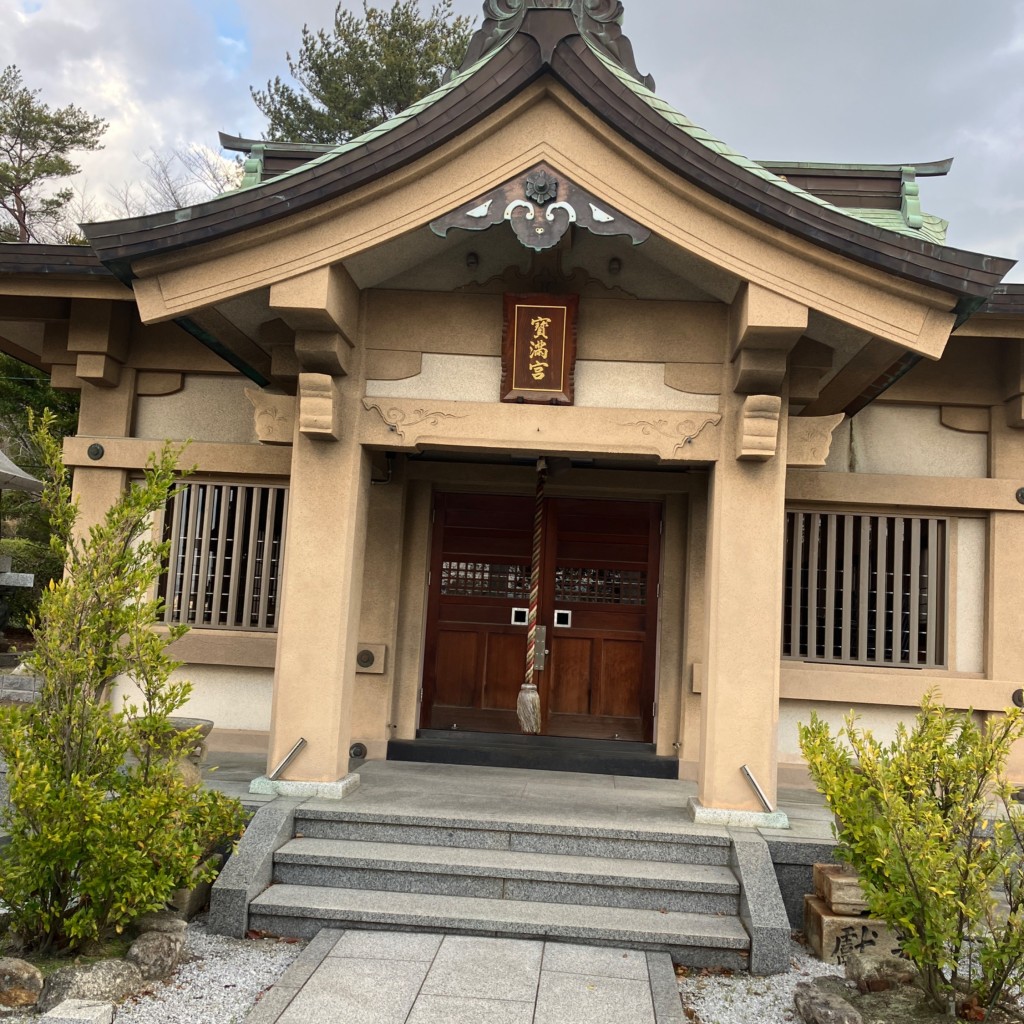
[3,0,1023,280]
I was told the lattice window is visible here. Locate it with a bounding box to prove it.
[440,562,530,600]
[783,510,947,668]
[555,567,647,605]
[159,482,288,631]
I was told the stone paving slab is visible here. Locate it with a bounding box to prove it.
[245,929,684,1024]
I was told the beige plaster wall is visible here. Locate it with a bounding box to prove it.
[134,375,258,444]
[112,666,273,732]
[365,354,720,412]
[575,362,718,412]
[778,699,911,765]
[955,517,986,674]
[366,354,499,402]
[824,406,988,478]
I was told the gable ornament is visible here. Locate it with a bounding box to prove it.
[431,163,649,252]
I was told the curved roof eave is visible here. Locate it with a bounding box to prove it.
[80,24,1014,304]
[0,243,113,276]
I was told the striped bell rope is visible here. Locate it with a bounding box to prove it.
[517,457,547,734]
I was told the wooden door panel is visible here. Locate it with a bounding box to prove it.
[434,629,481,707]
[548,636,593,715]
[422,492,662,742]
[595,639,644,718]
[483,632,528,710]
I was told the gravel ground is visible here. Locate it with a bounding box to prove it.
[0,918,304,1023]
[676,937,845,1024]
[113,919,305,1024]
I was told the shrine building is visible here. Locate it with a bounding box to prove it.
[1,0,1023,817]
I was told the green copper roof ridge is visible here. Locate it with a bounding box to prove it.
[757,158,954,177]
[588,47,950,246]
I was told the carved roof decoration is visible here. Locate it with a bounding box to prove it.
[456,0,654,90]
[430,162,651,251]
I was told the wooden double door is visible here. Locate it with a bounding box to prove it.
[422,492,662,741]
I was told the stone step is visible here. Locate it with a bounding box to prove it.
[272,838,741,914]
[293,808,733,865]
[248,884,752,969]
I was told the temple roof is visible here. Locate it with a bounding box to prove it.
[72,2,1013,303]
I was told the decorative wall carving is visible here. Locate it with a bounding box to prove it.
[363,403,468,442]
[624,415,723,456]
[786,414,845,468]
[299,373,341,441]
[737,395,783,461]
[431,163,650,252]
[246,388,296,445]
[362,397,721,462]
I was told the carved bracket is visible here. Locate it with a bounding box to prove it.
[787,414,845,468]
[299,373,341,442]
[246,388,296,446]
[431,163,650,252]
[738,395,782,461]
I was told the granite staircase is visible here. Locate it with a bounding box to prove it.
[225,801,787,972]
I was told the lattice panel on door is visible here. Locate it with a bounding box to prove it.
[554,567,647,605]
[440,561,530,600]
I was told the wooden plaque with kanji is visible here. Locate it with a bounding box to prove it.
[501,294,579,405]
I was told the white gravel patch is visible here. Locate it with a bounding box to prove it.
[113,919,305,1024]
[677,938,845,1024]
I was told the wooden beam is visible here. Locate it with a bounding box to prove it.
[787,469,1024,513]
[62,436,291,477]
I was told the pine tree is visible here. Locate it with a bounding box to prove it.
[252,1,474,144]
[0,65,107,243]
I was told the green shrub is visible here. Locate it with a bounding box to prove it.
[0,413,247,954]
[0,537,63,628]
[800,696,1024,1019]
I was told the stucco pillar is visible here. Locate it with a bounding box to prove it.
[988,404,1024,782]
[69,373,137,542]
[268,370,370,783]
[698,400,788,812]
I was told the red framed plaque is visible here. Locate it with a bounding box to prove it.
[501,293,579,405]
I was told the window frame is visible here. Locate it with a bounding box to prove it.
[782,507,949,670]
[157,478,289,633]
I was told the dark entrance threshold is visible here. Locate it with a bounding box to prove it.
[386,730,679,779]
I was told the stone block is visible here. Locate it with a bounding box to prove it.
[209,797,302,939]
[0,956,44,1008]
[38,962,142,1014]
[126,930,185,981]
[730,830,791,976]
[804,895,902,966]
[42,999,114,1023]
[793,981,862,1024]
[813,864,869,915]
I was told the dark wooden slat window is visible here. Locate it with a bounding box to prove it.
[783,510,947,668]
[159,482,288,632]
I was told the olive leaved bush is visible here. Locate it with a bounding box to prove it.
[800,697,1024,1019]
[0,413,246,953]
